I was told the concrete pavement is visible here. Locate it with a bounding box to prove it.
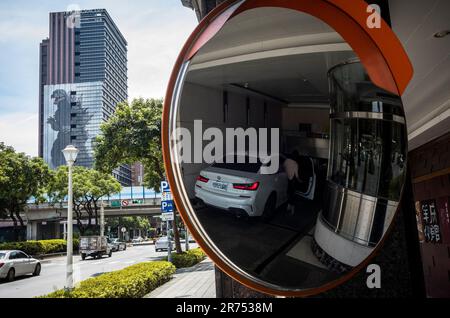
[0,244,196,298]
[145,258,216,298]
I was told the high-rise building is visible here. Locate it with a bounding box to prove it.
[39,9,131,185]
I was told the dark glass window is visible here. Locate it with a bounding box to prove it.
[213,155,262,173]
[328,119,406,200]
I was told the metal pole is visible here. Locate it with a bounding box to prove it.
[66,164,73,290]
[167,220,172,262]
[100,198,105,237]
[185,228,190,251]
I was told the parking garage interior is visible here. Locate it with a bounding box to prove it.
[174,7,406,289]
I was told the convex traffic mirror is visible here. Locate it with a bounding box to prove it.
[162,0,413,296]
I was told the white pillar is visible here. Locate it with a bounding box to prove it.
[26,221,37,240]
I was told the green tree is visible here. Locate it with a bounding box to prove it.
[0,143,52,240]
[94,98,164,190]
[94,98,183,253]
[48,166,121,235]
[107,216,152,238]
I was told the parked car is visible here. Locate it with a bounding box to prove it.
[132,237,144,244]
[0,250,41,282]
[195,154,289,218]
[155,237,175,252]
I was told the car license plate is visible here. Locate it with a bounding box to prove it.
[212,181,228,190]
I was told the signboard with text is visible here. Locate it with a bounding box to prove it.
[421,200,442,243]
[161,212,174,222]
[161,181,174,221]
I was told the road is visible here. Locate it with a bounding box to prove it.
[0,243,197,298]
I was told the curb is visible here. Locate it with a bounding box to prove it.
[34,252,80,262]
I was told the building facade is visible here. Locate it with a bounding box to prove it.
[39,9,131,185]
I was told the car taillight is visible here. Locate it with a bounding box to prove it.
[197,175,209,183]
[233,182,259,191]
[0,262,4,268]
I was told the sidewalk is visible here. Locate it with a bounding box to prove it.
[145,258,216,298]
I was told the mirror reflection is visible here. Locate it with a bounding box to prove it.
[171,7,407,290]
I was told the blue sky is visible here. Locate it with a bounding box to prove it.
[0,0,197,156]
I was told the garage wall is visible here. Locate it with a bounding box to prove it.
[281,107,330,134]
[177,82,284,198]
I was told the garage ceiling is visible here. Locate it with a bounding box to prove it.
[187,50,356,104]
[188,7,355,105]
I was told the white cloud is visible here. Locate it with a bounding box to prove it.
[0,112,38,157]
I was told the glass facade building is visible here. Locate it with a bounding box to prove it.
[39,9,131,185]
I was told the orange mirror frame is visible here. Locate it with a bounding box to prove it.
[162,0,414,297]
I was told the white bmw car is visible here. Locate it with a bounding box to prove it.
[195,155,288,218]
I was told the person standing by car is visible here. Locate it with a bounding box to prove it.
[283,151,301,215]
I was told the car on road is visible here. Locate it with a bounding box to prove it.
[132,237,144,244]
[80,236,112,260]
[108,238,127,252]
[195,154,289,219]
[0,250,41,282]
[155,236,175,252]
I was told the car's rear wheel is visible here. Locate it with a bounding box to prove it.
[81,253,86,260]
[6,268,15,282]
[33,263,41,276]
[262,193,277,221]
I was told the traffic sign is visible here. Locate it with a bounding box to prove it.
[162,192,172,201]
[161,181,170,193]
[161,200,174,213]
[111,200,121,207]
[161,212,174,221]
[121,227,126,233]
[122,200,129,207]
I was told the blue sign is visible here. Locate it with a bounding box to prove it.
[161,181,170,193]
[161,200,174,213]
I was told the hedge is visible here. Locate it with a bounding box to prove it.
[40,261,176,298]
[168,248,206,269]
[0,239,79,256]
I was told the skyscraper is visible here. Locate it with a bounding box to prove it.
[39,9,131,185]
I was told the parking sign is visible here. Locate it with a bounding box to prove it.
[161,200,174,213]
[161,181,170,193]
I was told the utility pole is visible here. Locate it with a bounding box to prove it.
[185,228,190,251]
[100,198,105,237]
[167,220,172,262]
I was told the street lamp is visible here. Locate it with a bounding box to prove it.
[62,145,79,290]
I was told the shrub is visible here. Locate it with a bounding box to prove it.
[169,248,206,269]
[41,261,176,298]
[0,239,79,256]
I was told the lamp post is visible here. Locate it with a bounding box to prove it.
[62,145,79,290]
